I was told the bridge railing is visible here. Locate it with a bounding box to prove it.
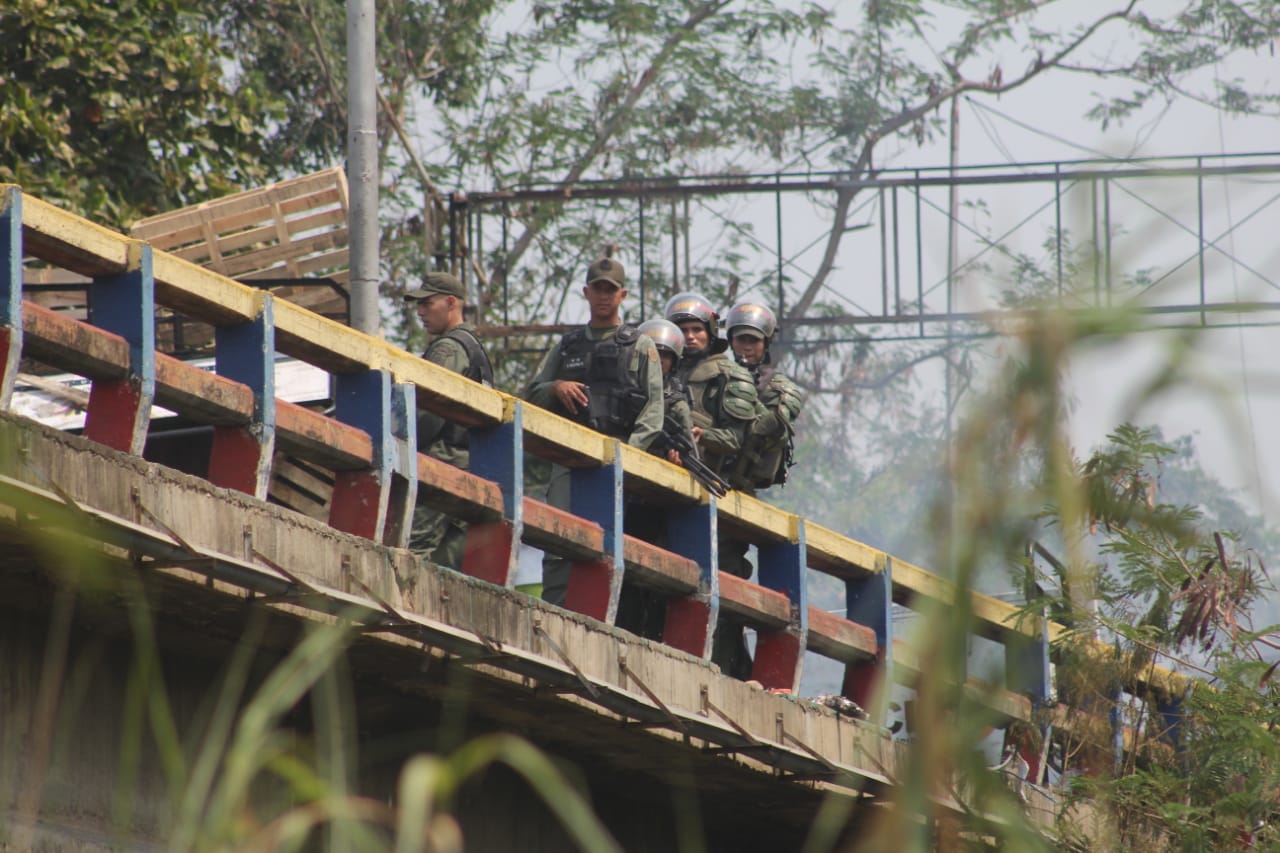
[0,185,1191,740]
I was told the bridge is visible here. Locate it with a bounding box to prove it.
[0,184,1188,848]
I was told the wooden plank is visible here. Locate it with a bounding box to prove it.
[268,469,331,521]
[718,573,791,629]
[152,353,254,426]
[521,496,604,561]
[272,455,334,505]
[519,402,614,467]
[804,522,882,578]
[805,606,877,662]
[416,453,504,522]
[151,252,263,324]
[20,192,131,276]
[196,209,347,263]
[618,444,704,503]
[275,400,372,470]
[716,491,796,544]
[219,231,347,278]
[272,298,384,374]
[621,535,701,594]
[294,247,350,277]
[21,301,129,380]
[395,354,506,430]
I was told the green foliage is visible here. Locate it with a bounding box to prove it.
[0,0,283,227]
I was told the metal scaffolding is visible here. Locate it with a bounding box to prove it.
[448,151,1280,344]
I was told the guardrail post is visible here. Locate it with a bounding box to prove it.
[385,382,418,548]
[844,555,894,718]
[662,499,719,660]
[0,188,20,408]
[84,241,155,455]
[329,369,415,546]
[464,399,522,587]
[565,443,625,622]
[1005,610,1052,780]
[210,296,276,499]
[1006,615,1051,707]
[752,518,808,692]
[1155,694,1184,751]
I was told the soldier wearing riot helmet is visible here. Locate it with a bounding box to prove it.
[525,257,664,606]
[726,301,803,492]
[664,292,761,482]
[616,317,698,639]
[666,292,763,680]
[636,318,694,466]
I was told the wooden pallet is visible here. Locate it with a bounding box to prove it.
[22,169,352,359]
[130,167,351,286]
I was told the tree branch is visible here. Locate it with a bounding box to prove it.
[786,1,1139,322]
[494,0,732,289]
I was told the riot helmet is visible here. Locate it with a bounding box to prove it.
[726,301,778,342]
[664,292,719,339]
[637,318,685,359]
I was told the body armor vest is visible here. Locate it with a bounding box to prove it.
[556,325,647,438]
[427,326,493,450]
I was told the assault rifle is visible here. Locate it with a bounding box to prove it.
[653,422,731,498]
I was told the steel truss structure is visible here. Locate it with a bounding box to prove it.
[450,152,1280,345]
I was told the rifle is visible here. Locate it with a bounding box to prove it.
[653,421,731,498]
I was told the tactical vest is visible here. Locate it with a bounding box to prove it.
[426,326,493,450]
[730,361,799,490]
[556,325,647,438]
[682,352,759,474]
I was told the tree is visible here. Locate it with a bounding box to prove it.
[1033,424,1280,852]
[0,0,495,230]
[0,0,281,227]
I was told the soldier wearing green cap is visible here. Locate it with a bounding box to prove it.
[405,271,493,570]
[524,256,664,606]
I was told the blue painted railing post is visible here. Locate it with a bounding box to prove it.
[385,381,418,548]
[85,242,155,455]
[1155,693,1184,751]
[211,295,277,499]
[0,188,21,409]
[1005,610,1053,780]
[464,399,523,587]
[844,555,894,720]
[753,518,808,692]
[564,443,626,623]
[329,369,414,546]
[662,498,719,660]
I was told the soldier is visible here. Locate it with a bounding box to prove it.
[665,292,762,679]
[617,318,696,638]
[636,318,696,464]
[664,292,761,490]
[404,271,493,569]
[525,257,664,606]
[725,301,803,493]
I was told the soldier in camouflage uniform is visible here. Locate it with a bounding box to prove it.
[525,257,664,607]
[405,272,493,569]
[616,318,697,638]
[665,293,763,679]
[665,292,762,574]
[725,301,804,493]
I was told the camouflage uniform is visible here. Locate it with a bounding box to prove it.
[525,324,664,606]
[678,344,761,488]
[408,321,492,569]
[617,369,697,639]
[728,354,804,492]
[669,339,762,677]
